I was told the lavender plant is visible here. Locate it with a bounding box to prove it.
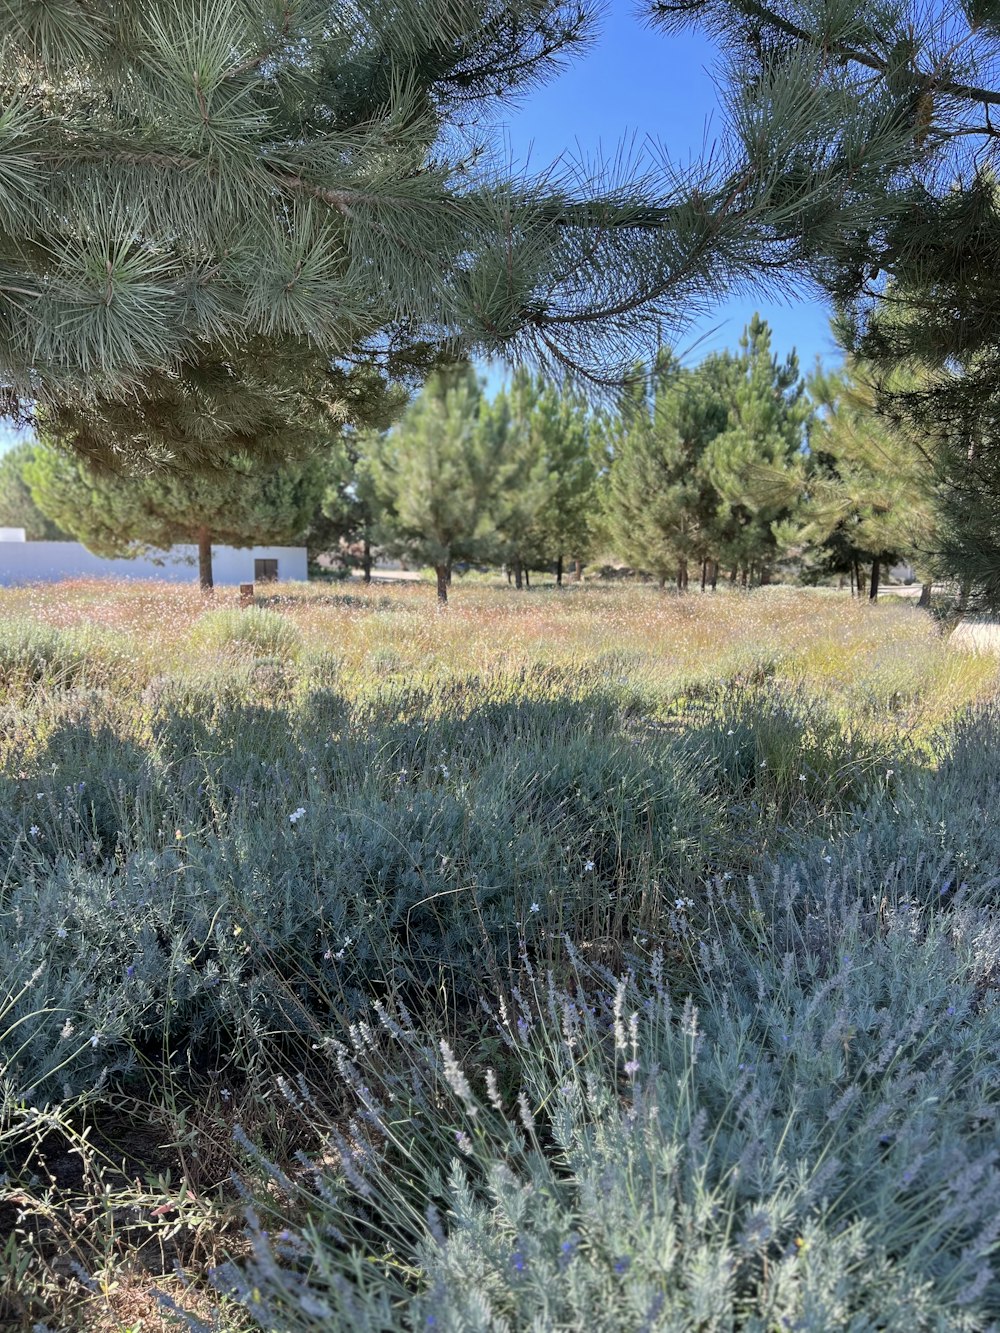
[219,887,1000,1330]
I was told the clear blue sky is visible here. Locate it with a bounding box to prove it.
[491,0,839,373]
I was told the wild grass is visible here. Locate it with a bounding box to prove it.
[1,579,999,1329]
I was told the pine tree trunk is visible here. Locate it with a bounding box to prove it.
[556,555,563,586]
[711,561,719,591]
[506,566,512,585]
[514,561,523,590]
[729,565,738,583]
[658,572,667,590]
[918,582,932,608]
[435,563,449,604]
[849,564,855,597]
[869,555,880,602]
[362,537,372,584]
[197,526,213,593]
[446,561,452,585]
[701,559,707,592]
[573,559,583,581]
[740,566,748,588]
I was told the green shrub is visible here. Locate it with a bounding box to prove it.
[189,608,302,661]
[0,618,134,690]
[219,886,1000,1331]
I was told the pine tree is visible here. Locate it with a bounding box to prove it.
[650,0,1000,603]
[604,353,724,589]
[0,441,68,539]
[306,438,386,579]
[368,366,505,603]
[803,362,940,601]
[2,0,873,438]
[26,447,324,590]
[37,340,403,473]
[519,375,598,583]
[474,379,540,589]
[703,316,811,585]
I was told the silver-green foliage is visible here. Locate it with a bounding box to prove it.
[222,887,1000,1330]
[0,676,718,1099]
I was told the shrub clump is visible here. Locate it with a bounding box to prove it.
[220,885,1000,1331]
[190,607,302,662]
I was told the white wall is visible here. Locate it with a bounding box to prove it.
[0,541,308,587]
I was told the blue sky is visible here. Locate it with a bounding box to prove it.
[493,0,839,372]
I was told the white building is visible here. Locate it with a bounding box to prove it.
[0,532,308,587]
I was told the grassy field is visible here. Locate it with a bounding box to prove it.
[3,579,1000,1330]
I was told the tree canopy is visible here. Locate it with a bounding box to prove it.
[0,441,68,539]
[652,0,1000,603]
[603,317,808,588]
[1,0,886,446]
[26,445,325,589]
[368,365,507,602]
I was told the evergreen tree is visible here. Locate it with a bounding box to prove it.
[651,0,1000,603]
[0,441,68,539]
[306,438,386,580]
[26,448,324,590]
[802,363,940,601]
[604,353,723,589]
[476,378,541,589]
[483,370,597,588]
[38,341,401,473]
[522,376,598,583]
[1,0,834,429]
[369,366,505,603]
[704,316,811,584]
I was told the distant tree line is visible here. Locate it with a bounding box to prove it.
[0,316,945,602]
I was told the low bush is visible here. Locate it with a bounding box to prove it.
[0,618,134,691]
[189,608,302,662]
[222,882,1000,1331]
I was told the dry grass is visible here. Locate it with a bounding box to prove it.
[0,577,995,737]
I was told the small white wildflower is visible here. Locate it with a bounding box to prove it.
[530,902,540,913]
[759,759,767,768]
[583,859,595,872]
[886,769,894,778]
[798,773,806,782]
[722,871,733,881]
[29,825,41,838]
[289,806,306,825]
[726,729,735,736]
[675,898,687,910]
[60,1019,75,1040]
[89,1032,101,1048]
[439,764,450,779]
[56,926,67,940]
[823,855,832,864]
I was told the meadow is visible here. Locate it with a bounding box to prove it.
[2,578,1000,1331]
